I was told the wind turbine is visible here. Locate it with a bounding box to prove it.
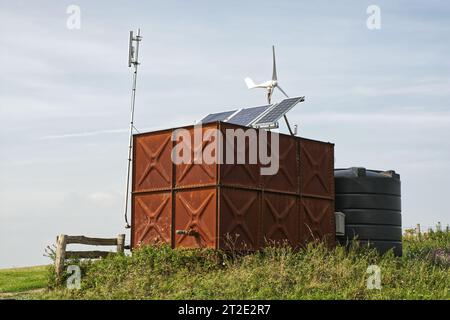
[244,45,289,104]
[245,45,297,135]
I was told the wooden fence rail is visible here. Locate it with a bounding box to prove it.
[55,234,125,282]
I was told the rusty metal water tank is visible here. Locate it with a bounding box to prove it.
[131,122,336,251]
[335,167,402,256]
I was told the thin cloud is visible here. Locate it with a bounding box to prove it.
[39,125,166,140]
[40,128,128,140]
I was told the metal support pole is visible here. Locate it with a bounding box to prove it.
[124,29,142,229]
[283,115,295,136]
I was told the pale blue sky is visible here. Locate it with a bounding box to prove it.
[1,1,449,267]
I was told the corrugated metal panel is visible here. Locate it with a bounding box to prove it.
[219,187,260,250]
[175,124,218,188]
[299,138,335,247]
[219,122,260,188]
[133,131,173,192]
[299,138,334,197]
[220,162,260,188]
[300,197,335,246]
[132,192,172,248]
[174,187,217,248]
[263,133,299,193]
[261,192,299,247]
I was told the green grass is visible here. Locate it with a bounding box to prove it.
[0,265,48,294]
[34,230,449,300]
[2,231,448,300]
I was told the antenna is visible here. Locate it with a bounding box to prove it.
[244,45,299,135]
[128,31,134,68]
[124,28,142,229]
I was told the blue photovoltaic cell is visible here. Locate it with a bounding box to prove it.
[201,110,236,123]
[254,97,304,125]
[227,105,271,126]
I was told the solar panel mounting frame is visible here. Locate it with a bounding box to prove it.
[251,96,305,129]
[198,96,304,129]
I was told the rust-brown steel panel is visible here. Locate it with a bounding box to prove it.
[131,122,336,252]
[263,133,299,193]
[219,187,260,250]
[300,197,335,247]
[219,122,260,188]
[300,138,334,197]
[174,187,217,248]
[133,131,173,192]
[175,124,218,188]
[261,192,299,247]
[131,192,172,248]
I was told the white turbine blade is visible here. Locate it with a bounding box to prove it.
[276,85,289,98]
[272,45,277,81]
[244,77,257,89]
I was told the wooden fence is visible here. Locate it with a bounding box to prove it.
[55,234,125,282]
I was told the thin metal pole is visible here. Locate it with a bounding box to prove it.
[283,115,294,136]
[124,29,141,229]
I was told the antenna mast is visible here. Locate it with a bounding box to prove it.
[124,29,142,229]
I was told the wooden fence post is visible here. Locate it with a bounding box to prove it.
[53,233,128,283]
[415,223,421,237]
[117,234,125,254]
[55,234,67,283]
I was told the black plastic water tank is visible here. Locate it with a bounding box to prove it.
[335,167,402,256]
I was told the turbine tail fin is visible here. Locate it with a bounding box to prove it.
[244,77,257,89]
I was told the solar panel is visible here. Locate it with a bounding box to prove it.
[254,97,304,125]
[227,105,271,126]
[200,110,236,123]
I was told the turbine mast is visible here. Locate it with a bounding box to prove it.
[124,28,142,229]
